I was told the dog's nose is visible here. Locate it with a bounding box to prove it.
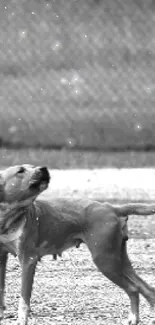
[39,166,48,173]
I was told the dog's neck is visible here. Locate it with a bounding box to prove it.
[0,202,28,234]
[0,202,27,214]
[0,196,36,211]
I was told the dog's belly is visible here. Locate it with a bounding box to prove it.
[38,237,83,258]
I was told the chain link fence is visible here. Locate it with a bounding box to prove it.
[0,0,155,149]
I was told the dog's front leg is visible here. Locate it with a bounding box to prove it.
[0,251,8,321]
[17,254,37,325]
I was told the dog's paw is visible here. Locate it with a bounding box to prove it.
[127,313,139,325]
[16,318,28,325]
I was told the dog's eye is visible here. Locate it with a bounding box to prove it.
[17,167,25,174]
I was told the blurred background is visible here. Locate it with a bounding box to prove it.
[0,0,155,169]
[1,3,155,323]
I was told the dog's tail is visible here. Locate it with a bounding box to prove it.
[113,203,155,217]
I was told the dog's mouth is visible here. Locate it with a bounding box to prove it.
[29,167,50,191]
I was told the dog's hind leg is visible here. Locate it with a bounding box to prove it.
[17,254,38,325]
[94,254,139,325]
[93,246,140,324]
[0,250,8,321]
[121,243,155,325]
[121,243,155,305]
[85,214,154,325]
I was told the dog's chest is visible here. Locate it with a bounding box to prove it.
[0,218,26,256]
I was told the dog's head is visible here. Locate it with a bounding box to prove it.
[0,164,50,206]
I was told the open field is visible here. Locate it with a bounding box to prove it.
[1,149,155,169]
[39,168,155,202]
[1,167,155,324]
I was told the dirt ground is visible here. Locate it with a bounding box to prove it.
[1,168,155,324]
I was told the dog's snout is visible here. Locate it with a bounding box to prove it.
[39,166,50,182]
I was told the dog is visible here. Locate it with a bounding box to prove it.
[0,165,155,325]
